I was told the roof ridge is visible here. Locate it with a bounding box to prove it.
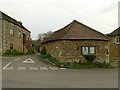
[42,20,110,43]
[74,20,110,39]
[1,11,31,33]
[62,20,75,39]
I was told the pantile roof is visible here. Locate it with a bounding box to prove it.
[42,20,110,43]
[108,27,120,36]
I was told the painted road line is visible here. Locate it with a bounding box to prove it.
[3,62,12,70]
[23,58,34,64]
[18,67,26,70]
[3,67,14,70]
[14,58,20,62]
[40,67,48,70]
[29,67,38,70]
[60,68,66,70]
[49,67,58,70]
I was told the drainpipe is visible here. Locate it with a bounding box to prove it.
[106,41,110,63]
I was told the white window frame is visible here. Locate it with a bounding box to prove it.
[116,36,120,44]
[82,47,88,55]
[18,31,22,38]
[90,47,95,54]
[82,46,95,55]
[10,29,14,36]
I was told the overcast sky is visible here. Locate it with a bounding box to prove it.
[0,0,119,40]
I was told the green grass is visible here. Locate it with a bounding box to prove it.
[3,49,34,56]
[41,53,62,66]
[41,53,112,69]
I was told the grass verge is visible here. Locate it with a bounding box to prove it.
[41,53,112,69]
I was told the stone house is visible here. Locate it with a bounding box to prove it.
[107,27,120,62]
[0,11,31,54]
[42,20,110,63]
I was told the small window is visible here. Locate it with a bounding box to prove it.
[82,47,88,55]
[82,46,95,55]
[90,47,95,54]
[10,29,14,36]
[10,44,13,50]
[116,36,120,44]
[18,31,22,38]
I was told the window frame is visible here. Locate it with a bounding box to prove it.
[81,46,96,55]
[10,29,14,36]
[18,31,22,38]
[116,36,120,44]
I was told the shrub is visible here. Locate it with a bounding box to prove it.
[40,47,46,54]
[4,49,11,55]
[84,54,96,64]
[27,48,35,54]
[41,53,112,69]
[94,62,112,68]
[3,49,24,56]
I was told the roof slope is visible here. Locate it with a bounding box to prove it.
[43,20,109,43]
[0,11,31,33]
[108,27,120,36]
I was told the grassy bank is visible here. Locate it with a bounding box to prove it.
[41,53,112,69]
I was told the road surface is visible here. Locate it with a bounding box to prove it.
[2,54,118,88]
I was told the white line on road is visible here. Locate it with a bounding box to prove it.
[40,67,48,70]
[49,67,58,70]
[3,67,14,70]
[3,62,12,70]
[29,67,38,70]
[23,58,34,64]
[14,58,20,62]
[60,68,66,70]
[18,67,26,70]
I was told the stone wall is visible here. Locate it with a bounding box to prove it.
[2,20,30,53]
[44,40,109,63]
[0,12,2,55]
[109,35,120,61]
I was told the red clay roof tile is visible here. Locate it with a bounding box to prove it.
[43,20,109,43]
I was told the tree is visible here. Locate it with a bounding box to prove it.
[37,31,53,42]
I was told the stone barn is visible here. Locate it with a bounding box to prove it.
[107,27,120,62]
[42,20,110,63]
[0,11,31,54]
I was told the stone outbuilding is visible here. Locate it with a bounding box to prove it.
[107,27,120,62]
[0,11,31,54]
[42,20,110,63]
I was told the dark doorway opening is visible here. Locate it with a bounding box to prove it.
[23,33,26,53]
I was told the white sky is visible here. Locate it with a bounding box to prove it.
[0,0,119,40]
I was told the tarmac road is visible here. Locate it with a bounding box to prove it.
[2,54,118,88]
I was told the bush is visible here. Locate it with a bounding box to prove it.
[41,53,112,69]
[4,49,11,55]
[40,47,46,54]
[84,54,96,64]
[3,49,24,56]
[94,62,112,68]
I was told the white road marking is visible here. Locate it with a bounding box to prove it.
[3,67,14,70]
[38,53,41,55]
[60,68,66,70]
[14,58,20,62]
[3,62,12,70]
[49,67,58,70]
[40,67,48,70]
[23,58,34,64]
[18,67,26,70]
[29,67,38,70]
